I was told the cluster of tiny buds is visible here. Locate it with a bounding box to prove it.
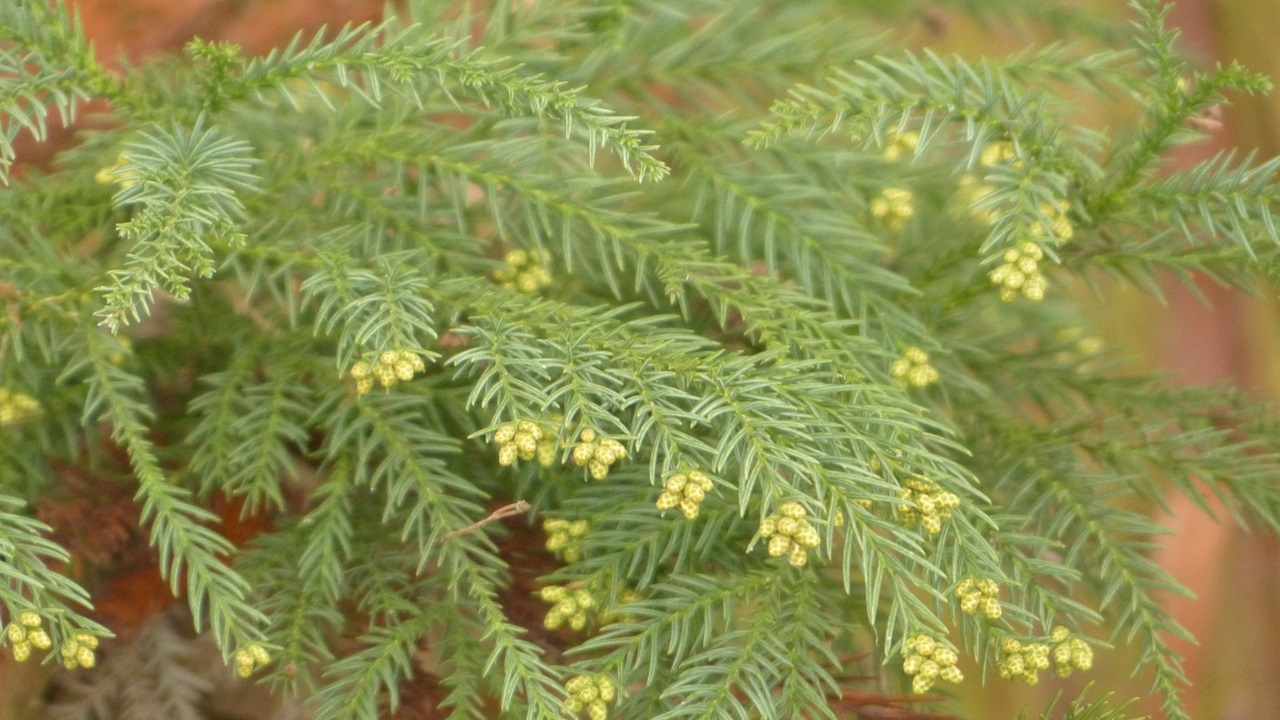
[997,637,1051,685]
[233,643,272,678]
[895,476,960,535]
[870,187,915,232]
[1029,199,1074,242]
[902,634,963,694]
[882,131,919,162]
[980,140,1021,168]
[544,518,590,563]
[956,174,998,225]
[989,241,1048,302]
[758,502,821,567]
[571,429,627,481]
[59,632,100,670]
[955,578,1002,620]
[655,471,713,520]
[564,674,616,720]
[0,389,40,428]
[495,420,556,468]
[540,585,597,631]
[493,249,553,294]
[6,612,54,664]
[1055,327,1104,365]
[1049,625,1094,678]
[349,350,426,395]
[997,627,1093,684]
[890,347,939,388]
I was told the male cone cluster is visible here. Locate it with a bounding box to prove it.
[901,634,963,694]
[571,429,627,480]
[233,643,271,678]
[895,475,960,535]
[758,501,821,567]
[0,388,39,427]
[890,347,939,388]
[494,420,554,467]
[564,674,615,720]
[870,187,915,231]
[493,249,553,293]
[996,637,1051,685]
[540,585,596,631]
[655,471,713,519]
[956,577,1002,620]
[349,350,426,395]
[1049,625,1094,677]
[544,518,590,563]
[6,612,53,664]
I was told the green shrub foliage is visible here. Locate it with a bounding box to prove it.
[3,1,1280,718]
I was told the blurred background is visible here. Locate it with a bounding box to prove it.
[8,0,1280,718]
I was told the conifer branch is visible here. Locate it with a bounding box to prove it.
[72,325,267,656]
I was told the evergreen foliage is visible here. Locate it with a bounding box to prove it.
[2,0,1280,718]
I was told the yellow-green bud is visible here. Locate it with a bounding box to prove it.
[982,597,1003,620]
[27,629,50,650]
[788,546,808,567]
[779,502,806,520]
[767,535,790,557]
[656,491,680,511]
[914,636,936,657]
[589,460,609,480]
[498,444,518,466]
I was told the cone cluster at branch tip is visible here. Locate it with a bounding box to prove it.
[870,187,915,231]
[758,501,821,567]
[998,628,1093,684]
[895,476,959,535]
[571,429,627,480]
[234,643,271,678]
[494,420,555,467]
[980,140,1020,168]
[0,389,40,427]
[890,346,938,388]
[349,350,426,395]
[540,585,596,631]
[882,131,919,162]
[493,249,553,293]
[902,633,963,694]
[7,612,53,664]
[655,471,713,520]
[956,577,1002,620]
[1049,625,1094,677]
[996,637,1051,685]
[564,674,616,720]
[544,518,590,563]
[989,241,1048,302]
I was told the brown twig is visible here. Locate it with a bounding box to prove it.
[440,501,531,541]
